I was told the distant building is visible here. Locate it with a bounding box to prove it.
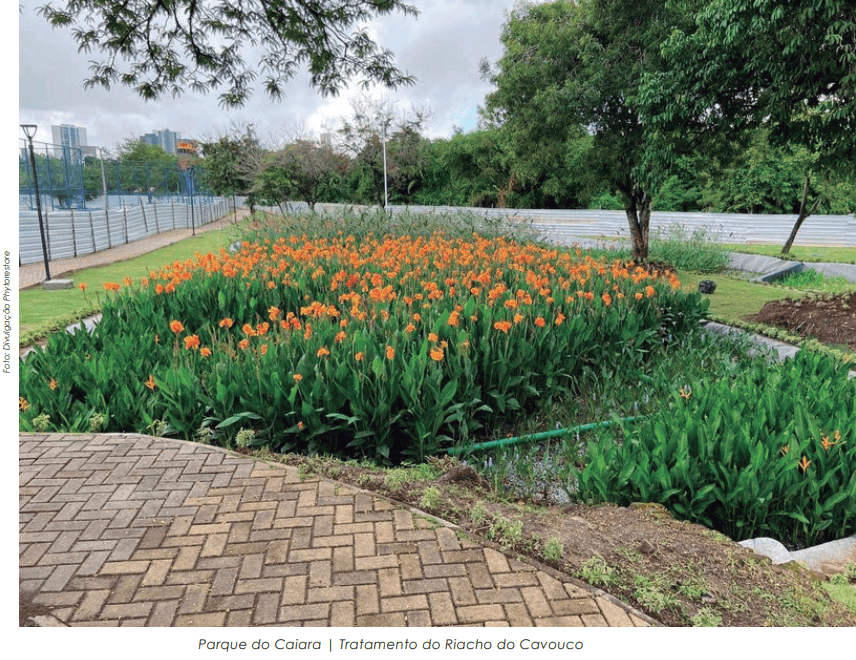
[141,128,181,154]
[51,124,92,161]
[176,139,200,170]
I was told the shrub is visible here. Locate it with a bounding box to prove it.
[567,350,856,548]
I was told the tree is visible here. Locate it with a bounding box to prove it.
[37,0,419,106]
[273,138,349,210]
[640,0,856,251]
[338,95,431,208]
[483,0,693,260]
[199,126,263,215]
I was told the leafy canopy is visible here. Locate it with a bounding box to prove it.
[38,0,419,106]
[641,0,856,165]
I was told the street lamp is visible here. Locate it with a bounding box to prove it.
[20,124,51,282]
[188,165,196,236]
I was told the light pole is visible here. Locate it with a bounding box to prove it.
[188,165,196,236]
[21,124,51,282]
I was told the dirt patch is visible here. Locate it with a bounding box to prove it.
[274,454,856,627]
[746,290,856,352]
[19,589,56,627]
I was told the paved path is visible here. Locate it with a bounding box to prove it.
[19,210,249,290]
[19,433,655,628]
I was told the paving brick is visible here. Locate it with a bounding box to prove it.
[18,433,648,629]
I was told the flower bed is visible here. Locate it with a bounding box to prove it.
[19,231,707,463]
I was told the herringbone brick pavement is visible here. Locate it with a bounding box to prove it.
[19,433,655,627]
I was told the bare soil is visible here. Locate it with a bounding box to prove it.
[747,290,856,352]
[270,454,856,628]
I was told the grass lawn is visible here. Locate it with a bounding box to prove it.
[722,243,856,264]
[20,223,246,342]
[675,271,804,321]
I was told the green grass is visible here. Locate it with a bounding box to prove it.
[774,269,855,294]
[722,243,856,264]
[20,223,247,342]
[674,271,799,320]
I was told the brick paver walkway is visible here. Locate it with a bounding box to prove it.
[19,433,655,627]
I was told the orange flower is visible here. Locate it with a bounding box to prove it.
[19,397,29,411]
[601,293,612,306]
[200,347,212,357]
[317,347,330,358]
[494,321,511,333]
[155,284,164,295]
[428,333,438,342]
[219,318,234,329]
[103,282,120,291]
[448,311,460,327]
[269,306,281,321]
[78,282,87,292]
[256,322,270,336]
[635,292,644,300]
[144,375,156,390]
[513,313,524,324]
[386,346,395,360]
[170,320,184,334]
[293,374,303,382]
[646,285,656,298]
[238,339,250,350]
[242,323,257,336]
[184,334,200,350]
[405,323,415,333]
[821,435,838,451]
[335,331,347,343]
[48,377,58,390]
[355,352,365,362]
[555,313,566,326]
[799,456,811,472]
[430,347,444,362]
[260,344,268,355]
[122,276,132,287]
[297,421,305,431]
[535,316,546,328]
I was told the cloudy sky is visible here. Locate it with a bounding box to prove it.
[18,0,526,153]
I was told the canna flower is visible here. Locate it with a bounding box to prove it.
[144,375,157,390]
[103,282,120,291]
[494,321,512,333]
[293,374,303,382]
[170,320,184,334]
[430,347,444,362]
[260,344,268,355]
[78,282,87,292]
[646,285,656,298]
[238,339,250,350]
[20,397,29,411]
[405,323,416,333]
[335,331,347,343]
[602,293,612,306]
[386,346,395,360]
[355,352,365,362]
[317,347,330,358]
[242,323,257,336]
[298,421,305,431]
[219,317,234,329]
[184,335,200,350]
[155,284,164,294]
[635,292,644,300]
[555,313,566,326]
[122,277,132,287]
[447,311,460,327]
[48,378,58,391]
[799,456,811,472]
[428,333,438,342]
[200,347,212,357]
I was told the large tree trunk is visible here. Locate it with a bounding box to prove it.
[625,189,651,262]
[781,175,822,254]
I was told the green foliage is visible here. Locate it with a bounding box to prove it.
[38,1,420,106]
[642,0,855,167]
[567,350,856,548]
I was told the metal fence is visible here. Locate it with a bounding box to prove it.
[251,201,856,247]
[19,198,232,265]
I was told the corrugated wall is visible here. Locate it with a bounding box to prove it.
[19,199,231,265]
[248,202,855,247]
